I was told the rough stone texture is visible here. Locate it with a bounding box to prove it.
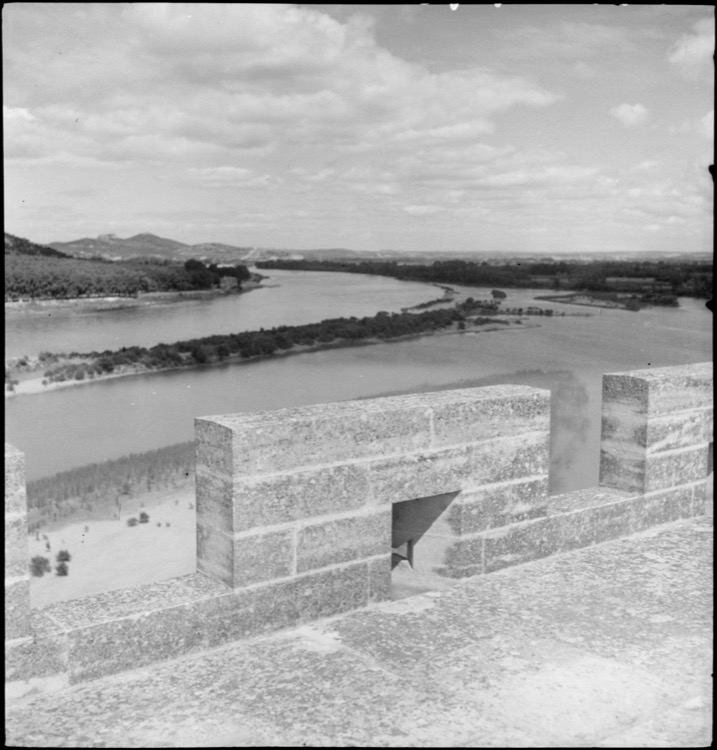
[5,443,31,639]
[198,525,296,588]
[368,445,474,504]
[430,388,549,446]
[7,519,710,748]
[629,486,697,532]
[231,462,371,530]
[453,477,550,534]
[481,516,565,573]
[5,512,31,579]
[297,509,391,573]
[231,529,295,586]
[5,629,68,687]
[367,554,392,603]
[196,385,552,596]
[5,578,32,640]
[4,443,27,515]
[197,398,434,476]
[4,364,712,691]
[601,363,713,495]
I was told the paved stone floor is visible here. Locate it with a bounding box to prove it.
[6,516,713,748]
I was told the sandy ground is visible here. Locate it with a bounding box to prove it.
[28,486,196,608]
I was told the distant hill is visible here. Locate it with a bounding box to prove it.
[5,233,71,259]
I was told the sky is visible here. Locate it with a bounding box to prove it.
[3,3,714,255]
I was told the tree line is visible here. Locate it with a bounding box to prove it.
[39,300,507,384]
[5,232,250,300]
[256,258,712,301]
[26,442,195,529]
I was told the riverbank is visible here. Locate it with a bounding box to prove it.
[4,273,267,311]
[534,292,680,311]
[5,318,530,399]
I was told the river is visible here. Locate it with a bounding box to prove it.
[4,269,438,359]
[5,272,712,495]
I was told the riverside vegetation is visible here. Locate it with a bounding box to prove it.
[25,443,195,533]
[5,233,251,300]
[256,258,712,307]
[10,300,514,389]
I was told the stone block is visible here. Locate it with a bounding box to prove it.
[194,590,257,650]
[368,445,473,505]
[5,578,31,640]
[644,445,709,493]
[471,432,549,486]
[195,468,233,531]
[482,516,564,574]
[231,529,295,587]
[198,396,434,476]
[692,482,708,516]
[4,444,27,515]
[438,534,483,578]
[599,449,644,494]
[296,509,391,573]
[196,522,234,584]
[430,387,550,447]
[705,408,714,442]
[559,498,633,551]
[194,419,233,476]
[232,463,371,531]
[294,561,370,622]
[644,411,709,454]
[368,554,392,603]
[5,512,30,579]
[5,613,68,684]
[68,602,208,683]
[229,562,371,636]
[629,487,695,532]
[453,477,550,534]
[603,363,713,417]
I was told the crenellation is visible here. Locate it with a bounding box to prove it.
[5,362,713,688]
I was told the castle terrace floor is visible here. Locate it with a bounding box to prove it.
[6,515,713,748]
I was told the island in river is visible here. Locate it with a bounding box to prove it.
[6,299,527,397]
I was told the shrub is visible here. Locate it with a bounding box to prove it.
[30,555,52,577]
[56,549,72,563]
[139,511,149,523]
[127,517,138,527]
[55,561,69,576]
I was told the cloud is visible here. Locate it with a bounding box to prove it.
[3,4,558,169]
[610,103,649,128]
[697,109,714,140]
[667,17,715,77]
[495,21,638,60]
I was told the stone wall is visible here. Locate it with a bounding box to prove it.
[5,363,712,692]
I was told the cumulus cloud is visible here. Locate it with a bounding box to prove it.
[610,103,649,128]
[3,3,558,169]
[668,17,715,77]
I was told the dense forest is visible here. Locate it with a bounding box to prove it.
[5,233,250,300]
[35,300,508,385]
[256,258,712,302]
[26,442,195,531]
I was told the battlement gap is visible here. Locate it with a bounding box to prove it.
[5,362,713,688]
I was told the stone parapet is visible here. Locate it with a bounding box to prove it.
[600,362,713,494]
[4,363,713,690]
[5,444,30,640]
[195,385,551,591]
